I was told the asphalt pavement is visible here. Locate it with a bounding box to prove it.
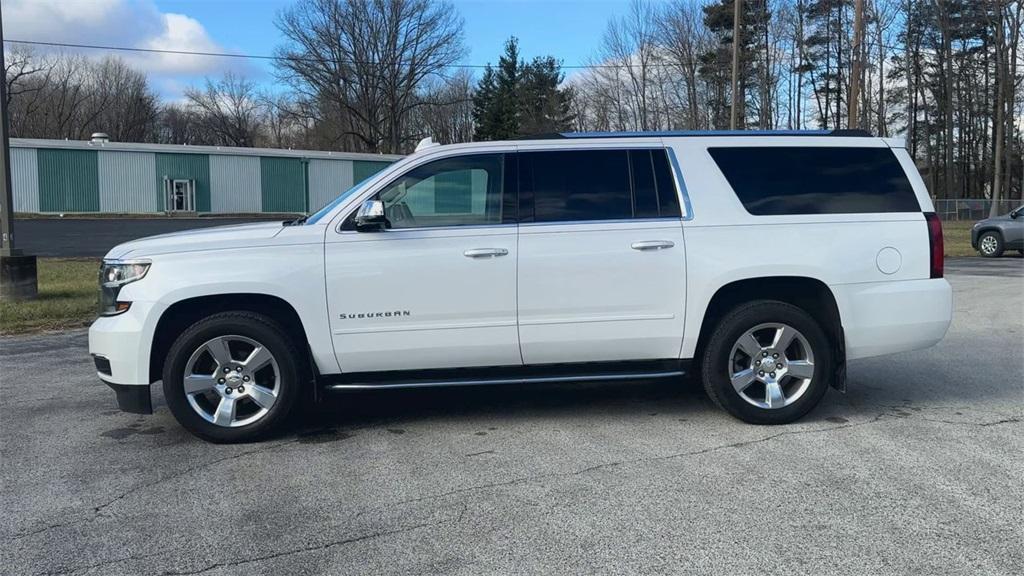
[1,265,1022,575]
[12,217,287,257]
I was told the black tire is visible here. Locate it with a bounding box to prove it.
[163,311,303,443]
[977,231,1004,258]
[700,300,833,425]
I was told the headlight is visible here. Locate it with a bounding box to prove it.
[99,260,150,316]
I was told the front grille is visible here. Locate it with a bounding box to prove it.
[93,355,112,376]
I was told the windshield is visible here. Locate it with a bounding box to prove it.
[305,179,373,225]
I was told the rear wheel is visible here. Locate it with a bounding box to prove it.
[701,300,832,425]
[163,312,302,443]
[978,231,1004,258]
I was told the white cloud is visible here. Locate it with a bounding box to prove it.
[2,0,241,78]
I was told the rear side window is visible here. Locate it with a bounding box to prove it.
[708,147,920,215]
[519,149,681,222]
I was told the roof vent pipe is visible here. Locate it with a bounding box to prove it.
[90,132,110,144]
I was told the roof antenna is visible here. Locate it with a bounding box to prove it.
[415,137,439,152]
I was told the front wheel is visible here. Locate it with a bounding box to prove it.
[700,300,833,425]
[978,231,1004,258]
[163,312,302,443]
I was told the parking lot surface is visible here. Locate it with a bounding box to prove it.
[2,265,1022,575]
[13,217,283,257]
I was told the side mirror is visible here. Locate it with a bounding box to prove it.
[354,199,387,232]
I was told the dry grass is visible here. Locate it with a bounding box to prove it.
[0,259,99,334]
[941,221,977,258]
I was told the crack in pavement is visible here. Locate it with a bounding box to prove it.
[6,438,300,543]
[372,412,893,513]
[157,521,437,576]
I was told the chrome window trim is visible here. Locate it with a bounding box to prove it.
[336,222,518,235]
[664,146,694,221]
[518,217,683,228]
[333,148,514,234]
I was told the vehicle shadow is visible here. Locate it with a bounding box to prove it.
[289,375,714,436]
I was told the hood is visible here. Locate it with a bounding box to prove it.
[105,221,287,259]
[976,213,1014,225]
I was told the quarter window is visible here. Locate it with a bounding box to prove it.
[708,146,920,215]
[374,154,505,229]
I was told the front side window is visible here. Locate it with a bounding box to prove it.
[372,154,505,229]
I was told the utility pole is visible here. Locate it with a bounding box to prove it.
[848,0,866,129]
[730,0,743,130]
[0,5,38,301]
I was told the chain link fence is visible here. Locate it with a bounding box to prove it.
[932,199,1022,222]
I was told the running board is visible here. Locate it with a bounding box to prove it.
[323,361,688,392]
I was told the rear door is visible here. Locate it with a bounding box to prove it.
[516,147,687,364]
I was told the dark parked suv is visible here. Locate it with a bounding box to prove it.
[972,205,1024,257]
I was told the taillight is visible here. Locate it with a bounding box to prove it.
[924,212,944,278]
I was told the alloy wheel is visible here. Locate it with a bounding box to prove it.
[980,235,998,256]
[183,335,280,427]
[727,322,815,410]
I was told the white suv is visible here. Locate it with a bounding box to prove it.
[89,130,953,442]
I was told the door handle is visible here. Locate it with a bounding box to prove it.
[631,240,675,251]
[464,248,509,258]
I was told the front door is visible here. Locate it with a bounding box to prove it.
[516,148,687,364]
[166,179,195,212]
[325,153,521,373]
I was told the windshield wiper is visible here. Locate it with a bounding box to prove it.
[283,215,308,226]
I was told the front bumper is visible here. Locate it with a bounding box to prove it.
[104,381,153,414]
[89,301,159,413]
[970,227,980,249]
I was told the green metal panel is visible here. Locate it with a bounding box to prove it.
[353,160,391,184]
[434,170,472,213]
[37,149,99,212]
[155,153,211,212]
[260,157,306,213]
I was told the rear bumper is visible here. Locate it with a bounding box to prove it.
[833,278,952,361]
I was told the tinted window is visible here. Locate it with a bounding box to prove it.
[520,149,681,222]
[630,150,661,219]
[522,150,631,222]
[653,151,681,217]
[708,147,920,215]
[375,154,505,229]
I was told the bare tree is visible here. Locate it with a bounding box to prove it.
[275,0,466,154]
[184,73,265,147]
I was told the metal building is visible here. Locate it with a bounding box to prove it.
[10,136,401,215]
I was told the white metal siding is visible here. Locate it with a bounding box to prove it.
[10,148,39,213]
[309,159,354,212]
[98,151,157,213]
[209,155,261,213]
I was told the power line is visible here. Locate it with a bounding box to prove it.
[2,37,917,71]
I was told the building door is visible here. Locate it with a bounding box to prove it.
[165,178,196,212]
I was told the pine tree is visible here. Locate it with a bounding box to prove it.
[473,37,575,140]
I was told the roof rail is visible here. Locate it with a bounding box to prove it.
[522,129,873,140]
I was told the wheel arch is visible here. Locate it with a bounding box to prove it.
[149,293,314,384]
[691,276,845,389]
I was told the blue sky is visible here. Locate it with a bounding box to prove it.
[153,0,629,67]
[3,0,632,98]
[0,0,634,97]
